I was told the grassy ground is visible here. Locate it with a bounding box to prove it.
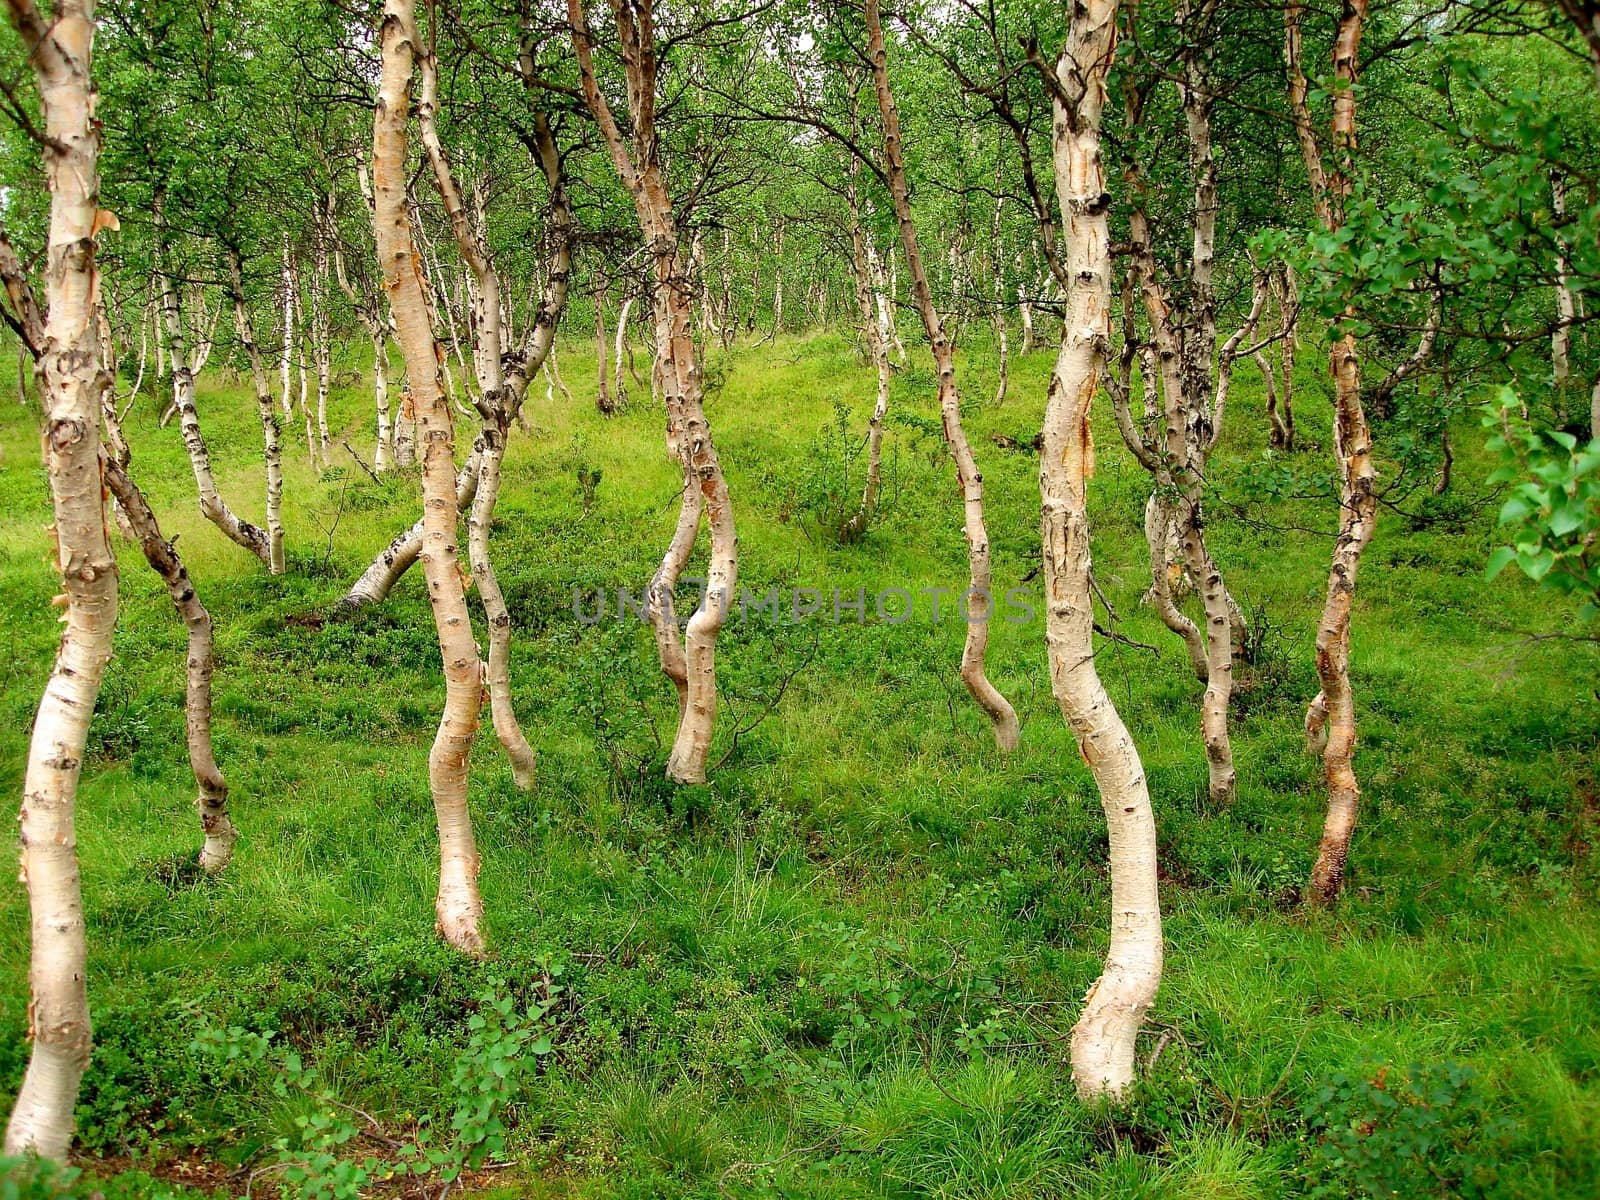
[0,327,1597,1199]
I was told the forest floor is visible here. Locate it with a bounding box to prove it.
[1,331,1598,1199]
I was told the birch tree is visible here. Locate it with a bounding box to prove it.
[1286,0,1376,905]
[570,0,740,784]
[372,0,486,955]
[337,73,573,616]
[1036,0,1163,1100]
[155,206,275,567]
[415,22,540,789]
[2,0,118,1158]
[864,0,1019,752]
[1101,0,1269,806]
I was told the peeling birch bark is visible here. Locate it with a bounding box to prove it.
[1043,0,1162,1101]
[417,29,539,790]
[1288,0,1378,905]
[337,105,571,615]
[373,0,485,955]
[4,0,117,1158]
[571,0,739,785]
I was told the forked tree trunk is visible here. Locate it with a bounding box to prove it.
[1106,1,1258,807]
[156,221,273,568]
[1143,492,1207,679]
[866,0,1018,751]
[338,454,482,610]
[1289,0,1377,905]
[226,249,286,574]
[4,0,118,1159]
[336,107,572,614]
[1043,0,1161,1102]
[417,28,540,791]
[373,0,485,955]
[571,0,739,786]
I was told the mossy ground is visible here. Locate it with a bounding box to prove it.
[1,328,1596,1197]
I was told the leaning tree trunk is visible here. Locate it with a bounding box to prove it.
[4,0,118,1160]
[866,0,1018,751]
[373,0,485,955]
[337,455,483,611]
[156,224,273,568]
[1043,0,1162,1102]
[104,461,236,871]
[227,249,286,574]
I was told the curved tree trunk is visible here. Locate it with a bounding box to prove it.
[373,0,485,955]
[866,0,1018,751]
[104,461,236,871]
[417,32,540,791]
[156,221,273,568]
[4,0,118,1159]
[337,103,572,615]
[571,0,738,786]
[1144,493,1208,680]
[1044,0,1162,1102]
[227,249,286,574]
[1289,0,1375,905]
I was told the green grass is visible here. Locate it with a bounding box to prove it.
[0,327,1597,1198]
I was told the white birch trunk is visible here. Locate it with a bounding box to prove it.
[4,0,117,1158]
[226,250,286,575]
[374,0,485,955]
[1044,0,1162,1101]
[417,33,539,790]
[614,294,632,406]
[572,0,739,785]
[156,225,272,567]
[866,0,1018,751]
